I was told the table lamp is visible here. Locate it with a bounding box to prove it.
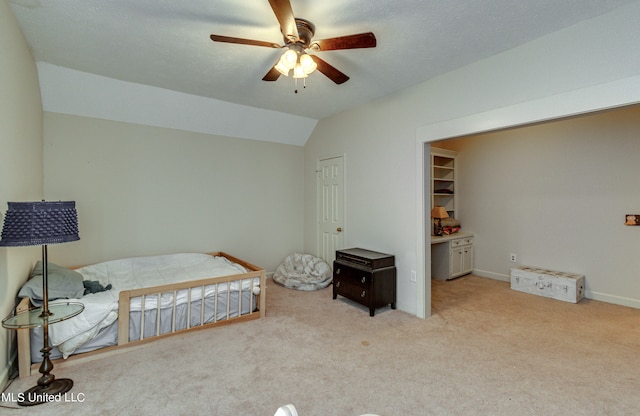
[0,201,81,406]
[431,206,449,236]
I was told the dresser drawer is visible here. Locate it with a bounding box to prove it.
[333,263,371,288]
[333,279,370,306]
[450,236,473,248]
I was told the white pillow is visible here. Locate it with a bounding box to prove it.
[18,261,85,306]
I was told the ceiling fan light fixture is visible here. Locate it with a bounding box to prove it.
[280,49,298,70]
[275,60,291,76]
[293,63,308,79]
[299,53,317,75]
[210,0,377,87]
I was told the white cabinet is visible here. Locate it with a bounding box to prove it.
[451,237,474,278]
[462,242,473,275]
[430,148,457,219]
[431,234,473,280]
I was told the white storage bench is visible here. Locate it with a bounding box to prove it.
[510,266,585,303]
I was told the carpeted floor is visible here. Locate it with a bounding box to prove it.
[2,275,639,415]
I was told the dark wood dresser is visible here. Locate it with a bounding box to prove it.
[333,248,396,316]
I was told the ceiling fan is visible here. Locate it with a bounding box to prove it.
[210,0,376,86]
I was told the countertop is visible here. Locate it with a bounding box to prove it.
[430,231,474,245]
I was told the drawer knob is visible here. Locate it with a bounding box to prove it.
[336,268,341,275]
[361,276,366,283]
[336,281,341,288]
[361,290,366,298]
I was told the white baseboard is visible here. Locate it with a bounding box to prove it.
[0,350,17,392]
[586,290,640,309]
[473,268,640,310]
[473,268,510,282]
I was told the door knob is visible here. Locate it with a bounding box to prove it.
[337,227,343,232]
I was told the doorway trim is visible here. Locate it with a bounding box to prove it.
[415,74,640,319]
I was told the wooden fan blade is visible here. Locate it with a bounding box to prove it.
[312,32,377,51]
[210,34,280,48]
[311,55,349,84]
[268,0,299,42]
[262,65,282,81]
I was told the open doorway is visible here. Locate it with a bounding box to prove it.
[416,78,640,318]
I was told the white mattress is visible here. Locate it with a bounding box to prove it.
[44,253,258,358]
[32,289,257,362]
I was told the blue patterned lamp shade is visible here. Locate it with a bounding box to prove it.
[0,201,79,247]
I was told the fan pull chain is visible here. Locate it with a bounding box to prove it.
[294,77,307,94]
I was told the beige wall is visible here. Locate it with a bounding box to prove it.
[0,0,44,388]
[43,113,304,272]
[304,3,640,315]
[303,99,421,313]
[440,105,640,306]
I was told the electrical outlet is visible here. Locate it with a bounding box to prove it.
[510,253,517,263]
[410,270,417,283]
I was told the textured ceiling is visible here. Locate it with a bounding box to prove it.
[8,0,638,120]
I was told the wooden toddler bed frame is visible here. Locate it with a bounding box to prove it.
[15,251,266,378]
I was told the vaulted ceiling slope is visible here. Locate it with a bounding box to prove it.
[9,0,638,122]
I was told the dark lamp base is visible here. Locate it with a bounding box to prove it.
[433,219,444,236]
[18,378,74,407]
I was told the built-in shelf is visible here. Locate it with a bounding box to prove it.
[430,148,457,220]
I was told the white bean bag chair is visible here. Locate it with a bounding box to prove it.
[273,253,332,291]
